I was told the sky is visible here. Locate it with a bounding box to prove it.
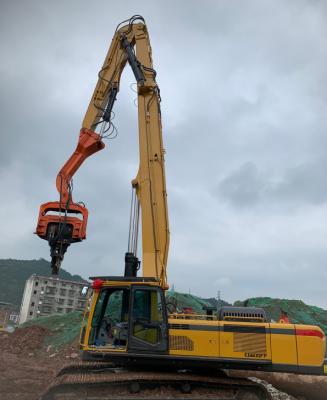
[1,0,327,307]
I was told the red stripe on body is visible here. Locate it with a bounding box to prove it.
[295,328,324,339]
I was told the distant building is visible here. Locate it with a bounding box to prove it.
[0,301,14,327]
[19,274,89,325]
[9,312,20,324]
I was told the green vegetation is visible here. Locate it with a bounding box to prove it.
[0,259,87,309]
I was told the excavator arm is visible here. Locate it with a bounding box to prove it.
[35,129,105,273]
[36,16,169,288]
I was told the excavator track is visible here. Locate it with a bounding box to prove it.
[40,362,272,400]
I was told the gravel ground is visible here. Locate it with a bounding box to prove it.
[232,370,327,400]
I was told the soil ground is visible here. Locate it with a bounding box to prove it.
[0,326,73,400]
[0,326,326,400]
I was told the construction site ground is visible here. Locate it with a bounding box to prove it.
[0,325,326,400]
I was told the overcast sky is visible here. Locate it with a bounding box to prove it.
[1,0,327,307]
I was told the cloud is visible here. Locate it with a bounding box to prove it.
[217,160,327,209]
[217,162,262,207]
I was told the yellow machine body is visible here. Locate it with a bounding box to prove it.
[80,280,327,376]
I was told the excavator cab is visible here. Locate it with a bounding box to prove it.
[81,278,168,358]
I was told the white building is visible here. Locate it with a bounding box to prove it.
[19,274,89,325]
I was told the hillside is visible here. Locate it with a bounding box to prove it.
[0,259,87,309]
[235,297,327,335]
[166,291,231,313]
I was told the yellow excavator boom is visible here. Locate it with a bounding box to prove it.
[36,16,169,286]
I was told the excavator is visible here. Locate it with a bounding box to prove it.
[36,15,327,400]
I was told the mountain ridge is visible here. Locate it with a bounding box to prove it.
[0,258,87,309]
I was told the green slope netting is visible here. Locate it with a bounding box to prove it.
[234,297,327,334]
[166,291,212,313]
[21,311,83,350]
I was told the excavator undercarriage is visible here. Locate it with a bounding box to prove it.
[40,362,272,400]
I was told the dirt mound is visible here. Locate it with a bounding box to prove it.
[0,325,49,355]
[21,311,83,350]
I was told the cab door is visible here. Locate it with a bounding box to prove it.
[128,285,168,353]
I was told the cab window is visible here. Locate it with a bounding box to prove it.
[132,289,163,344]
[89,288,129,348]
